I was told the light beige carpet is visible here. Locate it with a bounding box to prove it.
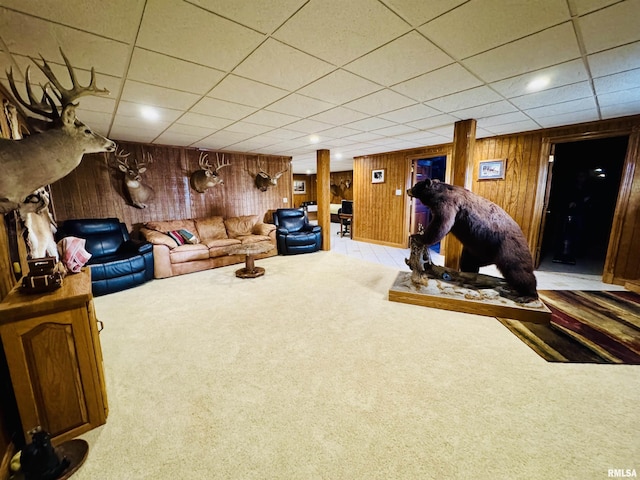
[76,251,639,479]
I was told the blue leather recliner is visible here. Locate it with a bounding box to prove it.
[273,208,322,255]
[57,218,154,296]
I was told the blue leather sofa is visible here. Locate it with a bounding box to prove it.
[57,218,154,296]
[273,209,322,255]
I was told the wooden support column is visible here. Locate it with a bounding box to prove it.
[445,119,476,270]
[316,149,331,250]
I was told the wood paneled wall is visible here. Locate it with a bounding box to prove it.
[354,145,452,248]
[49,142,292,233]
[292,171,354,208]
[292,174,317,207]
[354,116,640,285]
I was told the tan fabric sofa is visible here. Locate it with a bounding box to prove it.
[139,215,277,278]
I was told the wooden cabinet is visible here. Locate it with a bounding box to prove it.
[0,269,107,445]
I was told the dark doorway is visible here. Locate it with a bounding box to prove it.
[539,136,627,275]
[410,156,446,251]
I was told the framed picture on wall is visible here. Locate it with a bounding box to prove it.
[293,180,306,194]
[478,159,506,180]
[372,169,385,184]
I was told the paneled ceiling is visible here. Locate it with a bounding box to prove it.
[1,0,639,173]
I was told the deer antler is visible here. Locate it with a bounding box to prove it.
[198,152,212,170]
[115,149,131,168]
[215,153,231,173]
[34,48,110,106]
[6,47,110,120]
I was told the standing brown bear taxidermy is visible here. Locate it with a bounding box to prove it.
[407,179,538,300]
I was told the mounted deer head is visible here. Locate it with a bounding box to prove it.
[190,152,231,193]
[0,48,116,213]
[116,149,155,209]
[254,160,288,192]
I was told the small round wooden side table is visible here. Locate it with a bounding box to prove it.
[226,243,275,278]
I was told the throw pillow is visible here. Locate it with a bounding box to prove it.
[57,236,92,273]
[167,230,186,245]
[179,229,199,244]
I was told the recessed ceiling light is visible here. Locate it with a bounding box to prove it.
[309,135,320,144]
[140,105,160,121]
[334,152,343,159]
[527,76,550,92]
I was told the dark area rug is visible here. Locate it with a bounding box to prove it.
[498,290,640,364]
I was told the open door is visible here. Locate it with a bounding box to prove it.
[409,156,446,248]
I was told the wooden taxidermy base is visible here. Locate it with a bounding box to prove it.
[388,240,551,323]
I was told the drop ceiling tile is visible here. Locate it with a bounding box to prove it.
[153,131,204,147]
[309,107,369,125]
[298,70,382,105]
[128,48,225,95]
[75,96,117,115]
[490,60,590,98]
[372,124,419,136]
[344,31,453,86]
[578,0,640,54]
[177,112,235,130]
[343,132,385,143]
[202,130,255,147]
[266,94,334,117]
[242,110,300,128]
[408,113,460,129]
[318,126,363,139]
[345,117,397,131]
[588,41,640,77]
[0,11,129,77]
[208,75,288,108]
[261,129,306,141]
[572,0,619,15]
[226,138,279,152]
[162,123,217,138]
[510,82,593,110]
[601,100,640,119]
[121,80,200,110]
[285,119,334,134]
[426,86,503,112]
[594,69,640,95]
[136,0,263,71]
[524,97,598,120]
[463,22,581,82]
[383,0,467,26]
[344,89,415,115]
[111,112,171,131]
[393,64,483,102]
[487,119,541,135]
[0,0,145,43]
[234,39,334,91]
[72,110,113,130]
[421,0,569,59]
[273,0,410,65]
[189,0,306,33]
[598,87,640,106]
[476,112,530,128]
[223,121,274,136]
[451,101,517,119]
[379,104,441,123]
[115,101,184,122]
[535,109,600,128]
[109,126,158,144]
[191,97,257,121]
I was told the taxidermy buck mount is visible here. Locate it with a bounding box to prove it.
[190,152,231,193]
[254,160,288,192]
[0,48,116,214]
[116,149,155,209]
